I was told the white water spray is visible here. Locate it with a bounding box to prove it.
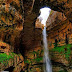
[42,27,52,72]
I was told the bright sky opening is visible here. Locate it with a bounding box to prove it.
[38,7,51,26]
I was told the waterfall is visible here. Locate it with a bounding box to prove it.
[42,27,52,72]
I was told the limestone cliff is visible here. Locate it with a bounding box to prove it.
[0,0,72,72]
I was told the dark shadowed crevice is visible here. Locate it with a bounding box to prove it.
[4,66,15,72]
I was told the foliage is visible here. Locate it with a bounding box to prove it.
[0,53,16,66]
[50,10,53,15]
[24,59,31,64]
[33,57,43,62]
[52,44,72,60]
[24,50,43,64]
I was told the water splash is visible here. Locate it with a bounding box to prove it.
[42,27,52,72]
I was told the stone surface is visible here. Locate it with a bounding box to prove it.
[0,53,24,72]
[0,0,72,72]
[35,18,44,29]
[47,10,72,48]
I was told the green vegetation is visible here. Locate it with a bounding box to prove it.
[24,50,43,64]
[50,10,53,15]
[24,60,30,64]
[33,57,43,62]
[24,57,43,64]
[0,53,16,66]
[52,44,72,60]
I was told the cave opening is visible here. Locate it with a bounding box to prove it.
[35,7,51,28]
[38,7,51,26]
[0,0,72,72]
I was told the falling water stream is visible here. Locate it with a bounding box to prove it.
[42,27,52,72]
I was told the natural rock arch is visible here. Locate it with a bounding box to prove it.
[24,0,72,21]
[20,0,72,54]
[0,0,72,55]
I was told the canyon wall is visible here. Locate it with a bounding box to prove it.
[47,11,72,49]
[0,0,72,72]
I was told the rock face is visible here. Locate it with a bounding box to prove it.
[46,10,72,72]
[0,53,24,72]
[22,0,72,54]
[0,0,72,52]
[46,10,72,48]
[20,13,42,56]
[0,0,24,71]
[0,0,72,72]
[35,18,44,29]
[0,0,24,54]
[46,10,67,28]
[33,0,72,21]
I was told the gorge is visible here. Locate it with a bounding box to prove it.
[0,0,72,72]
